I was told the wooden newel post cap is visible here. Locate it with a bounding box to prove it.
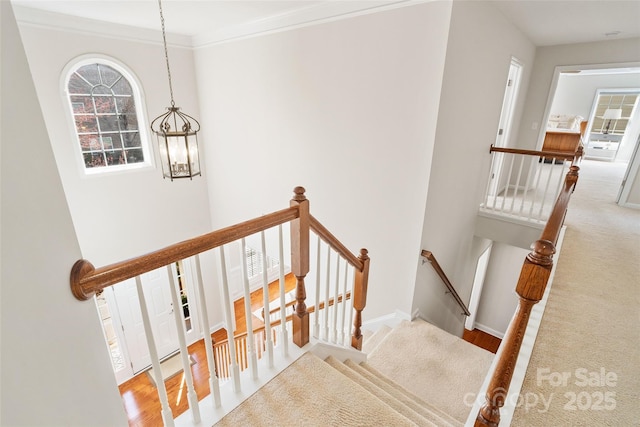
[359,248,369,261]
[293,186,306,202]
[526,239,555,266]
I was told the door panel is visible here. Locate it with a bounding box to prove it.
[113,267,179,373]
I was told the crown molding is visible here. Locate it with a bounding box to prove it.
[12,1,430,50]
[12,5,193,48]
[192,0,423,48]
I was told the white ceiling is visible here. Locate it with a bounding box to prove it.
[10,0,640,47]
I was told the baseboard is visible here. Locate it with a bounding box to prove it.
[473,323,505,340]
[618,201,640,210]
[361,310,411,332]
[209,321,226,336]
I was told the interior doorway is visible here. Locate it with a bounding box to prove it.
[488,57,523,197]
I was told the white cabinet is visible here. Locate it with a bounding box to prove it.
[585,133,622,161]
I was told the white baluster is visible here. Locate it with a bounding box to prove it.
[278,225,289,356]
[538,157,556,220]
[323,244,331,341]
[528,158,545,221]
[332,253,341,343]
[166,264,200,423]
[519,156,536,218]
[260,232,274,368]
[239,238,258,380]
[313,235,322,339]
[218,247,240,392]
[348,271,356,349]
[340,262,349,346]
[193,254,221,408]
[135,275,174,427]
[500,154,515,212]
[509,156,526,213]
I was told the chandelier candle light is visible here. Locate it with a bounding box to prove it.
[151,0,201,180]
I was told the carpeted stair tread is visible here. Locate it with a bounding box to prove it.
[362,325,392,354]
[215,352,417,426]
[366,318,494,422]
[348,360,463,427]
[324,356,437,427]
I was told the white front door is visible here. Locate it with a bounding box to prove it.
[113,267,179,373]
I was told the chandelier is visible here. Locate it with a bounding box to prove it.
[150,0,201,180]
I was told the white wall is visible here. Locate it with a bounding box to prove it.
[550,72,640,162]
[15,11,225,375]
[16,22,213,267]
[195,2,453,321]
[474,242,529,337]
[411,0,536,335]
[1,3,127,425]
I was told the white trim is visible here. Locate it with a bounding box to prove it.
[14,1,429,49]
[472,323,505,340]
[13,5,192,48]
[193,0,428,48]
[539,61,640,151]
[361,310,411,332]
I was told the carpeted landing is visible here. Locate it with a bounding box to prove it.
[215,319,493,426]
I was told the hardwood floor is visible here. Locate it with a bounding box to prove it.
[119,277,499,426]
[462,328,502,354]
[119,274,297,427]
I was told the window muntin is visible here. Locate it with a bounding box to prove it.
[66,60,150,173]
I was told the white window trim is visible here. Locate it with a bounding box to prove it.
[61,54,155,177]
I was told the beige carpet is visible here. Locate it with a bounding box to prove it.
[215,352,416,426]
[512,160,640,426]
[365,318,494,422]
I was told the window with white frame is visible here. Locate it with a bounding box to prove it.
[65,59,151,173]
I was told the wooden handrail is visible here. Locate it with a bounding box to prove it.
[489,144,577,161]
[475,165,579,427]
[70,206,300,301]
[421,250,471,316]
[310,215,364,271]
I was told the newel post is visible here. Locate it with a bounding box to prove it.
[475,239,555,427]
[290,186,310,347]
[351,248,370,350]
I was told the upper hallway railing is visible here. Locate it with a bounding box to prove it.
[480,144,582,224]
[420,250,470,316]
[475,163,580,427]
[70,186,369,426]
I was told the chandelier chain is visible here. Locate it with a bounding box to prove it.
[158,0,175,107]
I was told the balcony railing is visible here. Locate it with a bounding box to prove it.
[70,187,369,426]
[480,145,582,224]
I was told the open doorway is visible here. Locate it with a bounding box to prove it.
[488,57,523,197]
[543,64,640,206]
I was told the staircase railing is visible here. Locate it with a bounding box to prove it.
[475,164,580,427]
[480,144,582,223]
[70,186,369,426]
[213,290,352,381]
[420,250,470,316]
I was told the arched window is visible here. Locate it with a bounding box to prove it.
[65,59,151,173]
